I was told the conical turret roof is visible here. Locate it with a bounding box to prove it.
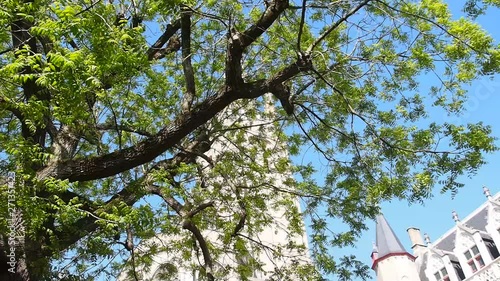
[375,214,407,257]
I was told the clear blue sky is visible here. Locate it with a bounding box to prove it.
[343,2,500,280]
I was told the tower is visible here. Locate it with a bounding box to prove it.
[118,97,313,280]
[372,214,421,281]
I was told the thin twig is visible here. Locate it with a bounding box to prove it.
[308,0,372,52]
[76,0,102,16]
[374,0,489,56]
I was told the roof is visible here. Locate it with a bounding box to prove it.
[433,193,500,252]
[375,214,408,257]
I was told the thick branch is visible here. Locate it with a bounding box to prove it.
[181,7,196,113]
[11,8,48,147]
[239,0,290,49]
[36,89,236,182]
[150,36,181,60]
[226,0,289,89]
[267,54,313,114]
[36,55,311,183]
[49,135,212,251]
[49,126,80,162]
[225,33,244,89]
[182,221,215,280]
[267,54,313,86]
[146,19,181,61]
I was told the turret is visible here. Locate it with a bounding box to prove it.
[372,214,421,281]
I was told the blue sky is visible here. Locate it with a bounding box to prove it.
[346,2,500,280]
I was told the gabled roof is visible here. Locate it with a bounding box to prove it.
[375,214,408,257]
[433,193,500,252]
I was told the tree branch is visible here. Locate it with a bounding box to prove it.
[36,54,312,183]
[182,221,215,281]
[239,0,290,49]
[297,0,307,52]
[146,19,181,61]
[186,201,214,218]
[0,96,24,122]
[47,133,213,252]
[148,184,215,280]
[36,89,236,182]
[150,36,180,60]
[11,10,48,148]
[231,187,246,237]
[96,123,153,137]
[307,0,372,52]
[225,31,244,89]
[181,7,196,113]
[226,0,290,90]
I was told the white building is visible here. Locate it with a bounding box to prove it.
[372,187,500,281]
[119,98,313,280]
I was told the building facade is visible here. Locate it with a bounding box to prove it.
[372,187,500,281]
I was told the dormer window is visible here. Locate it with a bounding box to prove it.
[464,245,484,272]
[434,267,449,281]
[483,237,500,259]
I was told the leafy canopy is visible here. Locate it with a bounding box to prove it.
[0,0,499,280]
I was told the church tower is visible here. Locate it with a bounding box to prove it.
[118,97,312,280]
[372,214,421,281]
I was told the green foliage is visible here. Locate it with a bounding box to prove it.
[0,0,499,280]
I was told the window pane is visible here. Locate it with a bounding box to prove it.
[469,261,478,272]
[434,272,441,280]
[472,246,480,255]
[441,267,448,276]
[477,256,485,267]
[465,250,472,260]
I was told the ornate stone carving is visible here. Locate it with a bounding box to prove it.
[455,229,475,252]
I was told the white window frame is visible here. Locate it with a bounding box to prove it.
[434,266,450,281]
[464,245,485,273]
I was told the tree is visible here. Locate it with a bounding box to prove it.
[464,0,500,17]
[0,0,498,280]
